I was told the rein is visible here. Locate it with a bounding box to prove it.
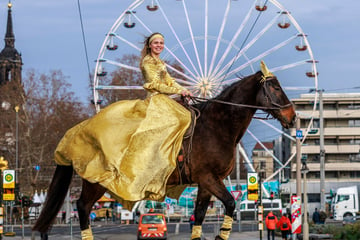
[189,96,291,111]
[188,77,292,111]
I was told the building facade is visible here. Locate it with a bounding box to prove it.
[252,142,275,180]
[280,93,360,213]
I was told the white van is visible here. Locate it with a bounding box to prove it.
[239,199,282,220]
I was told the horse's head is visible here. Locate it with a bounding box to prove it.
[256,61,296,128]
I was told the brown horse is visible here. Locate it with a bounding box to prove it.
[33,69,295,240]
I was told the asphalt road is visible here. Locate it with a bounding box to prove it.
[2,221,260,239]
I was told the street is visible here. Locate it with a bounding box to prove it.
[2,221,268,239]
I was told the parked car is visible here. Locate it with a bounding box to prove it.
[137,213,167,240]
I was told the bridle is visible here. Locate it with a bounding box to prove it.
[260,77,293,110]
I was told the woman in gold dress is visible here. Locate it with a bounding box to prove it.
[54,33,192,209]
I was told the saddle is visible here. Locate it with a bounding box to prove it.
[176,103,198,185]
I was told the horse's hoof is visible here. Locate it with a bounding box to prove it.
[215,235,225,240]
[40,232,48,240]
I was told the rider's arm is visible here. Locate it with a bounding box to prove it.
[142,56,190,95]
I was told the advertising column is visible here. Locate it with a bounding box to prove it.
[291,195,302,235]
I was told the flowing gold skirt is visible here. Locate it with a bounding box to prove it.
[54,94,191,209]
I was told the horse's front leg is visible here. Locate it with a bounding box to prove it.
[200,175,235,240]
[191,187,212,240]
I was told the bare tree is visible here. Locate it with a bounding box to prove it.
[18,69,91,194]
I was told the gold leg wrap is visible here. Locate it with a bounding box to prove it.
[219,215,233,240]
[81,226,93,240]
[191,225,202,239]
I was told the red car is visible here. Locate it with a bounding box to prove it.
[137,213,167,240]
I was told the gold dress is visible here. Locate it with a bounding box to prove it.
[55,55,191,209]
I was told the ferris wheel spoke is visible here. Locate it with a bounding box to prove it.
[95,85,143,90]
[270,59,310,73]
[213,14,280,80]
[207,0,232,76]
[246,129,284,167]
[113,33,142,52]
[220,35,298,77]
[130,13,199,80]
[102,59,141,72]
[181,0,204,78]
[204,0,208,75]
[155,0,201,77]
[209,2,255,78]
[256,118,296,142]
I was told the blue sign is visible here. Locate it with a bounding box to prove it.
[296,130,303,139]
[90,212,96,220]
[165,198,172,204]
[34,165,41,171]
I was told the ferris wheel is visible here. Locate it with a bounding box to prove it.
[93,0,319,180]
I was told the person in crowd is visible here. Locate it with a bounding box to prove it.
[319,209,327,224]
[189,214,195,231]
[265,211,278,240]
[312,207,320,224]
[277,213,292,240]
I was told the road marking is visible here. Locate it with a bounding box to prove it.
[175,223,180,234]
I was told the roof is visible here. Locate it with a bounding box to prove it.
[97,194,115,202]
[253,142,273,150]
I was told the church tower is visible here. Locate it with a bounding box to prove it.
[0,2,22,85]
[0,2,24,195]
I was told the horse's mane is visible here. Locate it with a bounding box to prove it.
[193,71,262,111]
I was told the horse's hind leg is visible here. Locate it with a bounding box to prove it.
[191,187,212,240]
[77,180,106,240]
[199,176,235,240]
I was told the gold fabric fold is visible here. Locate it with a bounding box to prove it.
[55,54,191,210]
[55,95,190,209]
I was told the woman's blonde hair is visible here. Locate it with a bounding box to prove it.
[140,32,164,68]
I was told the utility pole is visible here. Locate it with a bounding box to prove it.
[235,144,241,232]
[319,90,325,211]
[302,164,309,240]
[296,114,301,196]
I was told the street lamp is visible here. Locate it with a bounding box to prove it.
[14,106,19,187]
[301,163,309,240]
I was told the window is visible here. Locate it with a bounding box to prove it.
[348,104,360,109]
[350,154,360,162]
[350,139,360,144]
[349,120,360,127]
[312,119,320,128]
[260,161,266,169]
[307,193,320,203]
[336,195,350,203]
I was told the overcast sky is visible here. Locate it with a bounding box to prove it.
[4,0,360,103]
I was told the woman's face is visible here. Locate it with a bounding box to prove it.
[149,37,164,57]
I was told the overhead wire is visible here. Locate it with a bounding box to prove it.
[76,0,92,88]
[216,0,270,88]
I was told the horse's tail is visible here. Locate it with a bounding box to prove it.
[32,165,73,233]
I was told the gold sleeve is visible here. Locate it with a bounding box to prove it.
[142,56,189,95]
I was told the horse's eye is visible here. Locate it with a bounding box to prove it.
[274,86,281,91]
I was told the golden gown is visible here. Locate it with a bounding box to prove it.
[55,55,191,209]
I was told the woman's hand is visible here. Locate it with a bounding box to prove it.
[181,90,193,97]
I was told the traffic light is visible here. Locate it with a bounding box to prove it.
[0,156,8,171]
[270,191,274,200]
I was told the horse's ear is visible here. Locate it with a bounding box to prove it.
[260,60,274,79]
